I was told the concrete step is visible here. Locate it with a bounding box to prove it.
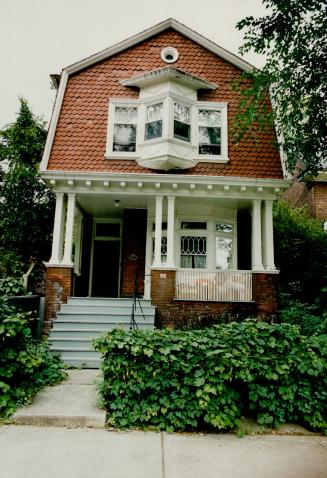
[52,321,154,331]
[57,312,155,322]
[67,297,152,307]
[60,305,155,315]
[49,338,97,349]
[60,357,100,369]
[49,330,107,339]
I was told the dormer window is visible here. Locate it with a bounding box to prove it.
[106,67,229,169]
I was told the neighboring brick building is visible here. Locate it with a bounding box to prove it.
[284,172,327,223]
[40,19,289,332]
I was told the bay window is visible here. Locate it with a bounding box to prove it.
[106,97,228,164]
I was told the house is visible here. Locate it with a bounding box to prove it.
[284,171,327,227]
[40,19,290,340]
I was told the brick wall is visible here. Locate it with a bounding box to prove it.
[284,181,327,220]
[151,269,278,328]
[120,209,147,297]
[44,267,73,336]
[313,182,327,220]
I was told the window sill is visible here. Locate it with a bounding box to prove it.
[104,153,140,160]
[195,156,229,163]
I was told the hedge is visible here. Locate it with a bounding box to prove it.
[94,321,327,432]
[0,301,66,417]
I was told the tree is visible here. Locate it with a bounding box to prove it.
[273,201,327,308]
[0,98,55,267]
[235,0,326,178]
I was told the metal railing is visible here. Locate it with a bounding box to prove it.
[175,269,253,302]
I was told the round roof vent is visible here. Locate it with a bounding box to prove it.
[161,46,179,64]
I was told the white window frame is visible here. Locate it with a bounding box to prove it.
[195,101,228,163]
[105,97,228,163]
[105,99,141,159]
[177,217,237,270]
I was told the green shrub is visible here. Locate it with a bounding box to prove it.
[278,300,326,336]
[274,201,327,308]
[94,321,327,432]
[0,276,25,298]
[0,301,66,417]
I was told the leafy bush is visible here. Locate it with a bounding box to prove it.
[274,201,327,308]
[278,299,326,336]
[0,276,25,298]
[0,301,66,417]
[95,322,327,433]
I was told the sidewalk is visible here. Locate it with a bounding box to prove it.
[0,425,326,478]
[3,370,327,478]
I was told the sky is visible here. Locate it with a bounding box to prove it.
[0,0,268,128]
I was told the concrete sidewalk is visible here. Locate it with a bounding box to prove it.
[0,425,326,478]
[11,370,106,428]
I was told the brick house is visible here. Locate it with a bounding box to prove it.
[40,19,290,342]
[284,171,327,225]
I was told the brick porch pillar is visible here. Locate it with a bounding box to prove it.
[252,272,279,318]
[43,267,73,337]
[151,269,176,325]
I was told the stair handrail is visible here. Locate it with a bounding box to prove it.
[130,270,146,330]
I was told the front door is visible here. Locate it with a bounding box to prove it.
[90,220,122,297]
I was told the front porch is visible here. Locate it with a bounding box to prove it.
[42,173,288,332]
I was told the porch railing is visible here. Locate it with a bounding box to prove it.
[175,270,253,302]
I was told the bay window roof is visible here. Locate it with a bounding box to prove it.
[120,66,217,91]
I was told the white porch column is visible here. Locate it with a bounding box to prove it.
[49,192,65,264]
[166,196,175,267]
[251,199,264,271]
[62,193,76,265]
[153,195,163,267]
[263,200,276,270]
[73,210,83,275]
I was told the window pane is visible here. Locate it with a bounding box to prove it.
[174,121,191,142]
[216,223,233,233]
[216,237,232,270]
[146,103,163,123]
[113,124,136,152]
[181,221,207,230]
[145,120,162,140]
[115,106,137,123]
[181,236,206,255]
[198,126,221,155]
[174,103,190,124]
[198,109,221,127]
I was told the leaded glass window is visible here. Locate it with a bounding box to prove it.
[113,107,137,152]
[174,103,191,142]
[198,109,221,155]
[145,102,163,140]
[180,236,206,269]
[216,223,233,234]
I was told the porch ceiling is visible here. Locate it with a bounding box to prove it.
[76,193,253,218]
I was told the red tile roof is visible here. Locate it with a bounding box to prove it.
[47,29,283,180]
